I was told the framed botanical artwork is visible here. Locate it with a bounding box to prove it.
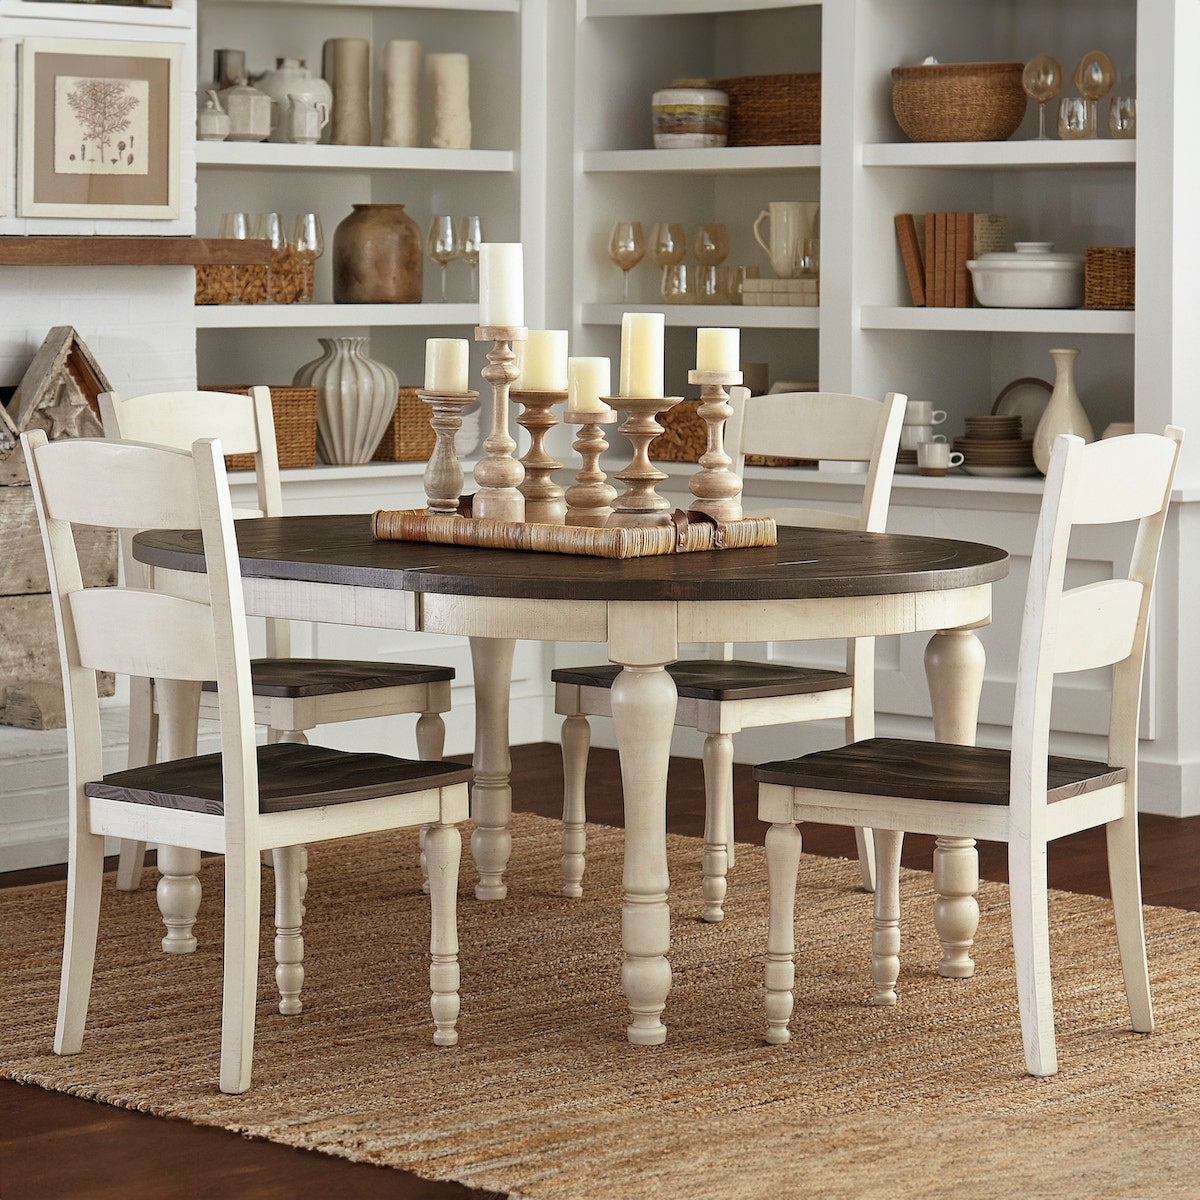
[18,38,181,219]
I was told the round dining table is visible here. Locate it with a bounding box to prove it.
[135,514,1009,1045]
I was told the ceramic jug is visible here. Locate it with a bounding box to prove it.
[257,58,333,144]
[223,81,273,143]
[287,94,330,145]
[752,201,818,279]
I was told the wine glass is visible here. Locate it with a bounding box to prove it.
[1022,54,1063,141]
[427,214,461,302]
[1074,50,1115,138]
[458,215,483,300]
[290,212,324,304]
[693,223,729,267]
[648,222,686,268]
[217,211,249,304]
[607,221,645,300]
[251,211,285,304]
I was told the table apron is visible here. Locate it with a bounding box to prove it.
[420,593,609,642]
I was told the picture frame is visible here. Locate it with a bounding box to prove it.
[18,37,181,219]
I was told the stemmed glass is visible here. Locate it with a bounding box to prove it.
[458,215,483,301]
[693,223,729,305]
[1074,50,1115,138]
[217,211,249,304]
[427,214,461,303]
[648,221,686,301]
[1022,54,1063,141]
[252,212,286,303]
[607,221,645,301]
[290,212,324,304]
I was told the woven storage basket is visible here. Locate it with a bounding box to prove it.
[891,62,1026,142]
[373,386,436,462]
[1085,247,1135,310]
[201,385,318,471]
[710,73,820,146]
[650,398,815,468]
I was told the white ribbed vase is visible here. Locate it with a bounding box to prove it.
[294,336,398,465]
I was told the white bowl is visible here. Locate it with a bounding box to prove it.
[966,241,1085,309]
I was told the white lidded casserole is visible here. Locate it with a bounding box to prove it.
[966,242,1085,308]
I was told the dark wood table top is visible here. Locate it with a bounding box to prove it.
[134,514,1008,603]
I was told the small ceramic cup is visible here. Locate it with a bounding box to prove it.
[904,400,946,425]
[917,442,964,476]
[900,425,948,449]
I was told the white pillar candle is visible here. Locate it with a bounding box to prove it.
[479,243,524,328]
[425,51,471,150]
[424,337,470,392]
[567,357,611,413]
[518,330,568,391]
[696,327,740,372]
[619,311,665,398]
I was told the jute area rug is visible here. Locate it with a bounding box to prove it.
[4,813,1200,1200]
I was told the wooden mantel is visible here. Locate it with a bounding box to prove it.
[0,237,272,267]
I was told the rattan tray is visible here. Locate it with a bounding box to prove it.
[371,508,777,559]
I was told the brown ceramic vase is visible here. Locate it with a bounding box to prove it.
[332,203,423,303]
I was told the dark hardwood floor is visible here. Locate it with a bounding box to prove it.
[6,741,1200,1199]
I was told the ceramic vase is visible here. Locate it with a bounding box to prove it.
[324,37,371,145]
[1033,347,1094,475]
[256,58,332,144]
[294,336,399,465]
[332,203,423,303]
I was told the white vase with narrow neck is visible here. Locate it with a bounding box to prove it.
[1033,347,1094,474]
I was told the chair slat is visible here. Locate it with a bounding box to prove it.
[1069,435,1181,525]
[740,392,889,462]
[100,390,261,458]
[1053,579,1142,674]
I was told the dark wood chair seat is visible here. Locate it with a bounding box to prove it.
[551,659,851,702]
[200,658,456,699]
[755,737,1127,807]
[85,742,474,816]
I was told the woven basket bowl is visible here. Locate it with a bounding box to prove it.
[892,62,1026,142]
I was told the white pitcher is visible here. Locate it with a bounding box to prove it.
[287,94,330,145]
[753,201,818,279]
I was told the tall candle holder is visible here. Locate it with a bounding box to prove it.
[563,409,619,527]
[512,389,567,524]
[687,368,744,523]
[419,388,479,516]
[473,325,528,521]
[607,395,683,529]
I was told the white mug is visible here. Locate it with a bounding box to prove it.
[917,442,964,475]
[900,426,948,449]
[753,201,818,279]
[905,400,946,425]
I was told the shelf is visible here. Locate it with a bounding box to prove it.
[204,0,516,9]
[0,0,190,25]
[0,237,270,267]
[863,141,1136,169]
[195,302,480,329]
[583,146,820,174]
[588,0,817,14]
[195,143,515,173]
[582,304,818,329]
[860,306,1135,335]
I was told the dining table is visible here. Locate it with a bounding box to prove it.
[134,514,1009,1045]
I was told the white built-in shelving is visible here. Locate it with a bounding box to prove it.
[194,302,478,328]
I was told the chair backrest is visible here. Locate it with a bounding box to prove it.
[732,390,907,532]
[22,429,260,844]
[1013,427,1184,817]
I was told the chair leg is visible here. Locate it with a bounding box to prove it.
[560,711,590,899]
[219,844,262,1095]
[845,638,877,893]
[870,829,904,1005]
[1009,839,1058,1077]
[853,828,877,893]
[116,678,158,892]
[425,821,462,1046]
[271,846,305,1016]
[54,825,106,1056]
[764,821,802,1044]
[701,732,734,922]
[933,837,979,979]
[416,712,448,895]
[1106,815,1154,1034]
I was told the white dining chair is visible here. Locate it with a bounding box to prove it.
[754,427,1183,1076]
[23,428,471,1094]
[100,388,456,933]
[552,388,906,919]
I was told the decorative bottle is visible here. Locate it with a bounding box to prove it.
[1033,347,1094,474]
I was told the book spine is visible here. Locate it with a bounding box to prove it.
[956,212,972,307]
[894,213,926,306]
[924,212,937,308]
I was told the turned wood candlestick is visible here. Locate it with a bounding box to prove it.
[473,325,528,522]
[687,368,744,523]
[563,408,619,528]
[419,389,479,516]
[607,395,683,529]
[513,389,567,524]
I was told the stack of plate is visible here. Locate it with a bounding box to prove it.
[954,414,1037,476]
[895,446,919,474]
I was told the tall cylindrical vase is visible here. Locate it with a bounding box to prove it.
[425,52,471,149]
[382,39,421,148]
[1033,347,1094,475]
[294,336,399,465]
[324,37,371,145]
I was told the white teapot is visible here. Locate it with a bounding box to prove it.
[223,81,273,143]
[257,58,333,143]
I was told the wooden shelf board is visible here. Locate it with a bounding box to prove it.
[582,303,819,330]
[863,141,1136,169]
[195,143,515,173]
[194,302,480,329]
[583,145,819,174]
[0,237,271,267]
[861,306,1135,335]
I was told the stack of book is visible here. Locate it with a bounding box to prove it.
[894,213,1007,307]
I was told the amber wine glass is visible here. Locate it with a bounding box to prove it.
[427,214,461,303]
[1022,54,1063,141]
[608,221,645,300]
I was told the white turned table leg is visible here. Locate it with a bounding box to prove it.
[701,731,733,923]
[560,711,590,899]
[469,637,515,900]
[416,709,447,896]
[154,678,202,953]
[925,627,986,978]
[611,663,677,1045]
[426,821,462,1046]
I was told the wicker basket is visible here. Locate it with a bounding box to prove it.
[710,73,820,146]
[201,385,318,471]
[650,398,814,468]
[373,386,437,462]
[891,62,1026,142]
[1085,247,1135,310]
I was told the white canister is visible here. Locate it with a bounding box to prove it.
[223,81,273,143]
[652,84,728,149]
[196,90,230,142]
[256,58,332,143]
